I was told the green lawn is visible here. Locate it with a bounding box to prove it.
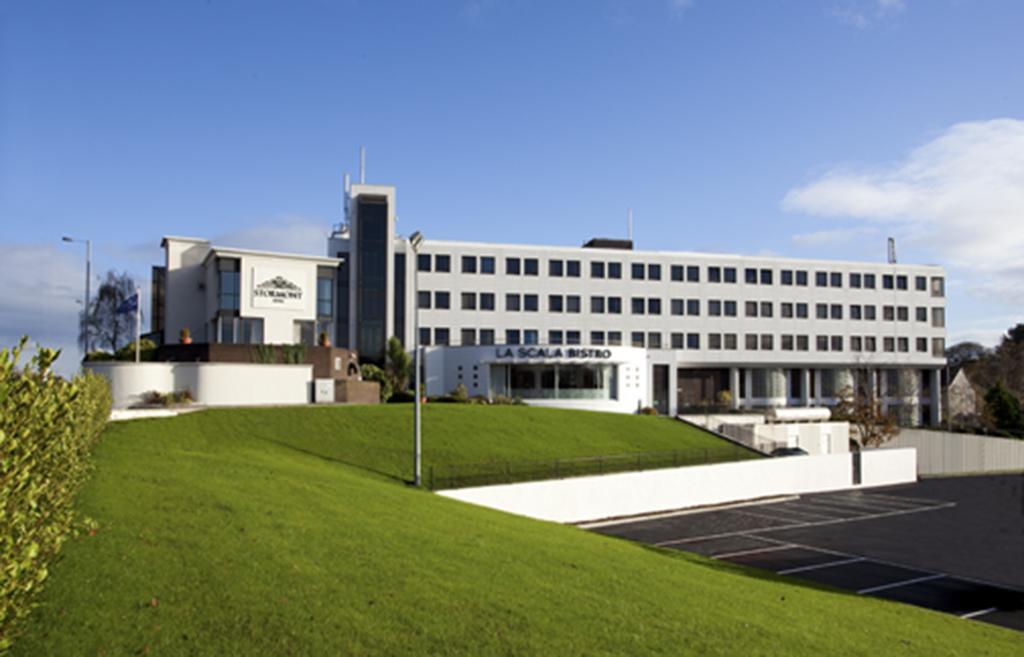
[147,404,756,487]
[10,406,1020,656]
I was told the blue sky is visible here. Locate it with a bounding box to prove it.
[2,0,1023,373]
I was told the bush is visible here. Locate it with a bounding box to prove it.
[450,384,469,403]
[491,394,525,406]
[0,337,111,652]
[984,381,1024,438]
[138,390,193,408]
[82,350,114,362]
[114,338,157,362]
[360,364,393,402]
[638,406,659,416]
[386,390,416,404]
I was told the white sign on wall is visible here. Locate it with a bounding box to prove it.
[251,266,308,310]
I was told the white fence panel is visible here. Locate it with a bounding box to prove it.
[879,429,1024,475]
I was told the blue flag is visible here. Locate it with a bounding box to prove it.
[116,293,138,315]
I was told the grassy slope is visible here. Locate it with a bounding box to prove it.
[156,404,751,482]
[11,407,1020,656]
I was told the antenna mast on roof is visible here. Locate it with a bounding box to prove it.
[627,208,633,242]
[359,145,366,184]
[887,237,897,264]
[343,172,351,223]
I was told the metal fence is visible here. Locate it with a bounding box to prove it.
[877,429,1024,476]
[427,445,761,490]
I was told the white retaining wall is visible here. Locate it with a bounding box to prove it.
[85,362,313,408]
[439,449,917,524]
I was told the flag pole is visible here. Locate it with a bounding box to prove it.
[135,286,141,363]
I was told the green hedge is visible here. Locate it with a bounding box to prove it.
[0,338,111,653]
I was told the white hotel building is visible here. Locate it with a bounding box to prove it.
[155,182,947,424]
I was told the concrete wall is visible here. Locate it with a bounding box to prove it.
[164,237,212,343]
[86,361,313,408]
[859,448,918,486]
[438,448,918,524]
[239,254,319,344]
[717,421,850,455]
[878,428,1024,475]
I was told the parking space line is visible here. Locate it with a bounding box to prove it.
[745,534,853,558]
[577,496,800,529]
[728,507,828,524]
[857,573,945,594]
[654,502,956,547]
[750,505,837,521]
[960,607,998,620]
[777,557,866,575]
[851,492,947,507]
[800,495,921,513]
[774,501,872,515]
[713,544,798,560]
[784,498,892,517]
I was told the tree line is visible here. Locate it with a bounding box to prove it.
[945,322,1024,438]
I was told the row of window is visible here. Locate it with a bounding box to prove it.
[418,291,946,327]
[416,253,945,297]
[418,327,946,356]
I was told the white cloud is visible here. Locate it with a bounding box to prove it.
[212,216,329,256]
[783,118,1024,305]
[791,225,877,247]
[669,0,695,17]
[0,245,92,376]
[0,241,157,377]
[831,0,906,28]
[947,314,1024,347]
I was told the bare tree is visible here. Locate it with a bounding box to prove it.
[833,383,899,448]
[80,270,139,353]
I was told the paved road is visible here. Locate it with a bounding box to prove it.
[591,474,1024,631]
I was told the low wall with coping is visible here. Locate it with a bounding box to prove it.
[85,361,313,408]
[438,448,917,524]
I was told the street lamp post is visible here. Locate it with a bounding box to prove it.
[409,231,425,487]
[62,236,92,352]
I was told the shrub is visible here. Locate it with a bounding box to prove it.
[253,345,277,364]
[491,395,525,406]
[114,338,157,362]
[638,406,659,416]
[360,364,393,402]
[387,390,416,404]
[0,337,111,652]
[281,344,306,365]
[983,381,1024,438]
[83,350,115,362]
[138,390,193,408]
[450,384,469,403]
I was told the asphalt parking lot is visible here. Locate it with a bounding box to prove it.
[589,474,1024,631]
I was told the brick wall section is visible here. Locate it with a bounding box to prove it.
[336,380,380,404]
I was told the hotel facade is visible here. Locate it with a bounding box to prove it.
[154,182,948,424]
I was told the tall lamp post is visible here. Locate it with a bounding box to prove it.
[408,231,425,486]
[62,236,92,352]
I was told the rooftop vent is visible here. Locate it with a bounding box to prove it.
[582,238,633,250]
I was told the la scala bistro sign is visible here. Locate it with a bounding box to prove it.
[493,347,613,360]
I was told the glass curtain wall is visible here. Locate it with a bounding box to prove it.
[507,364,617,400]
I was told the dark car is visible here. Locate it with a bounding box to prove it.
[770,446,809,457]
